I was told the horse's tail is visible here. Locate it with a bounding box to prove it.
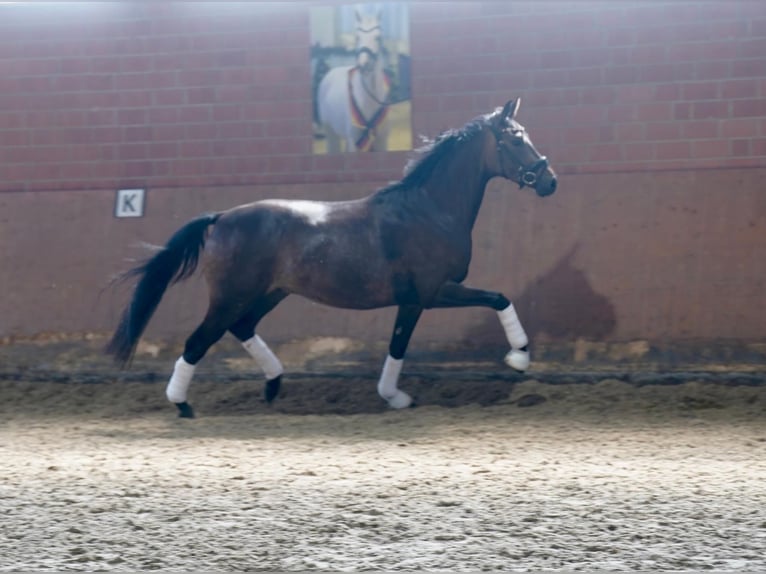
[105,212,221,367]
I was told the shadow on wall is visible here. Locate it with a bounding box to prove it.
[466,244,617,347]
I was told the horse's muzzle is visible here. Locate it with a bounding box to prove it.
[535,169,558,197]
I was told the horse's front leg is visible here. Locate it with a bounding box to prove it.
[431,281,529,372]
[378,304,423,408]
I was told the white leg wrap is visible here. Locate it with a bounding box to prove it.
[166,356,195,404]
[497,304,530,371]
[497,303,528,349]
[242,335,283,380]
[377,355,412,409]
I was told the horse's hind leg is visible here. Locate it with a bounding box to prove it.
[378,305,423,409]
[228,291,288,404]
[166,300,242,418]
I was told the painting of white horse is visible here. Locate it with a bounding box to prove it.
[311,3,411,154]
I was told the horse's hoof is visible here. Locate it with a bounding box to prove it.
[505,349,530,372]
[175,402,195,419]
[385,390,413,410]
[264,376,281,404]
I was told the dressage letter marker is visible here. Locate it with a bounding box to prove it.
[115,188,146,218]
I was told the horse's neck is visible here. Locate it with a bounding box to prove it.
[423,137,493,233]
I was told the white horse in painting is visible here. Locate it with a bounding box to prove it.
[317,9,391,153]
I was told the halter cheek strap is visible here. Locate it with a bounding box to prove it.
[491,126,549,189]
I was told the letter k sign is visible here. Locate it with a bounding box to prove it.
[115,189,146,218]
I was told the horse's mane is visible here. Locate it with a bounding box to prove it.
[383,113,492,193]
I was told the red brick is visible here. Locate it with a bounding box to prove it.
[616,84,655,103]
[617,44,667,67]
[178,106,211,123]
[722,79,759,100]
[0,113,25,129]
[575,49,611,67]
[615,122,645,142]
[731,139,751,157]
[693,101,729,120]
[682,120,720,140]
[751,137,766,156]
[119,91,152,108]
[636,102,673,122]
[554,145,589,165]
[623,142,655,161]
[562,125,602,145]
[567,67,603,87]
[674,102,692,121]
[0,130,30,146]
[588,143,623,162]
[212,105,242,122]
[117,109,147,125]
[119,55,154,73]
[692,139,729,158]
[539,51,574,69]
[217,122,249,139]
[720,118,760,139]
[643,63,695,83]
[215,85,249,104]
[693,60,731,81]
[681,82,720,101]
[606,28,636,47]
[531,69,569,89]
[655,141,691,160]
[654,84,680,101]
[732,99,766,118]
[124,126,153,142]
[58,163,92,181]
[732,59,766,78]
[646,122,682,141]
[608,105,637,123]
[603,66,638,85]
[580,86,615,106]
[187,87,217,105]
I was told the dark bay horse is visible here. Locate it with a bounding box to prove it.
[106,98,558,418]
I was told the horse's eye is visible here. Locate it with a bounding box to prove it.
[511,135,524,147]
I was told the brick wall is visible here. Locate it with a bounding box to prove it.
[1,1,765,370]
[1,1,765,195]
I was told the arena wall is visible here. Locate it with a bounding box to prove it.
[1,1,764,372]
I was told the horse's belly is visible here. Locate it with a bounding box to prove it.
[284,229,397,309]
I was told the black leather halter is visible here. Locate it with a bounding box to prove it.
[491,125,550,189]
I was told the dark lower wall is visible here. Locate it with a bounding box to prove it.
[2,167,764,369]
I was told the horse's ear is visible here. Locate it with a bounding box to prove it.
[501,98,521,120]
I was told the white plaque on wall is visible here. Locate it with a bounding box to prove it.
[115,188,146,218]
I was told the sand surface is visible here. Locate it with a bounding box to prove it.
[1,376,765,572]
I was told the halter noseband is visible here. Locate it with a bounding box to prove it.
[518,157,550,188]
[491,125,549,190]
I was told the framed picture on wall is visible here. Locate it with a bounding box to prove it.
[310,2,412,154]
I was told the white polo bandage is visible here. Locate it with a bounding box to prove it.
[242,335,283,381]
[377,355,403,399]
[166,356,195,404]
[497,303,528,350]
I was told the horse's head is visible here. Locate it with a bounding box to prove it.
[354,8,383,73]
[489,98,558,197]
